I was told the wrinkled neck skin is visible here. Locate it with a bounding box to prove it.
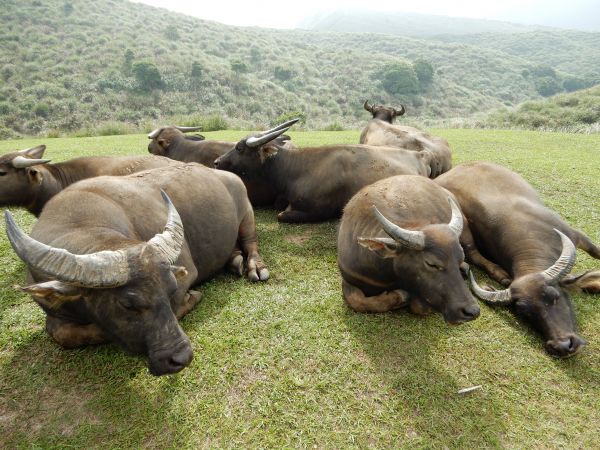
[262,146,303,198]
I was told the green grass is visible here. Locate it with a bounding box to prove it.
[1,129,600,448]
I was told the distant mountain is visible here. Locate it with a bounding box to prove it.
[0,0,598,138]
[298,11,550,37]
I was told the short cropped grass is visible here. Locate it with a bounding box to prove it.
[0,130,599,448]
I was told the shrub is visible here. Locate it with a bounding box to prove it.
[535,77,563,97]
[321,122,344,131]
[274,111,306,126]
[133,62,164,92]
[34,102,50,117]
[377,62,420,96]
[413,59,434,86]
[202,116,228,131]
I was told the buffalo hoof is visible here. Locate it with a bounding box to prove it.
[409,298,434,316]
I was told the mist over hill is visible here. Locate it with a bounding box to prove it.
[0,0,598,138]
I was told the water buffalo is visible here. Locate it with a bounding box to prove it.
[337,175,479,323]
[214,120,433,223]
[436,161,600,357]
[360,100,452,177]
[5,163,269,375]
[0,145,177,216]
[148,124,295,206]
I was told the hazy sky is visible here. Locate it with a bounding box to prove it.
[134,0,600,31]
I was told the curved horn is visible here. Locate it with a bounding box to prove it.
[147,128,162,139]
[256,118,300,138]
[393,104,406,117]
[174,126,202,133]
[447,197,463,237]
[469,271,513,305]
[246,126,292,149]
[11,156,51,168]
[147,190,184,264]
[372,205,425,250]
[541,229,577,282]
[363,100,373,113]
[4,210,131,287]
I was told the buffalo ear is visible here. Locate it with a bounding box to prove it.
[171,265,188,281]
[158,138,170,150]
[22,145,46,159]
[26,168,43,185]
[357,237,401,258]
[561,270,600,293]
[259,144,279,163]
[21,281,83,309]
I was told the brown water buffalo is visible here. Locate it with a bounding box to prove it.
[337,175,480,323]
[214,120,432,223]
[360,101,452,177]
[148,124,296,206]
[436,161,600,357]
[5,163,268,375]
[0,145,177,216]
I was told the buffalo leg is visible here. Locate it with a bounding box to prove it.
[46,316,107,348]
[342,279,409,313]
[227,245,244,276]
[460,223,511,286]
[571,228,600,259]
[408,297,434,316]
[170,245,201,319]
[238,210,269,281]
[277,208,332,223]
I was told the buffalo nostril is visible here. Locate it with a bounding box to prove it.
[461,304,480,320]
[169,347,193,369]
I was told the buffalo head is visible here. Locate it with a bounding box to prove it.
[469,229,586,358]
[364,100,405,123]
[5,191,193,375]
[0,145,51,206]
[358,197,480,324]
[214,119,298,176]
[147,126,204,156]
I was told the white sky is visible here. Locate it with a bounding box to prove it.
[133,0,600,30]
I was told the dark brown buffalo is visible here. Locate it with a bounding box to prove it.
[337,175,479,323]
[214,120,432,223]
[360,101,452,177]
[0,145,177,216]
[148,124,295,206]
[5,163,268,375]
[436,161,600,357]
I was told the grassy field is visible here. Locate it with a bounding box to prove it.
[1,129,599,448]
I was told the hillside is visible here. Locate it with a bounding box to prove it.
[299,11,547,37]
[486,85,600,132]
[0,0,598,137]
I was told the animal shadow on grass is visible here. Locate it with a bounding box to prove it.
[342,306,509,446]
[0,276,236,447]
[485,294,600,384]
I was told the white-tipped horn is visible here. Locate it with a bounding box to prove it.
[246,126,292,148]
[174,126,202,133]
[147,190,184,264]
[372,205,425,250]
[541,229,577,282]
[469,271,513,305]
[11,155,51,168]
[147,128,162,139]
[447,197,463,237]
[4,210,131,288]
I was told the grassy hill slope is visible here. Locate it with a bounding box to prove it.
[0,0,597,137]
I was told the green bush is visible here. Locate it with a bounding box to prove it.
[377,62,420,96]
[34,102,50,117]
[201,116,228,131]
[274,111,306,126]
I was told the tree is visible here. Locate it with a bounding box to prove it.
[132,62,164,92]
[274,65,293,82]
[230,60,249,75]
[378,62,419,96]
[190,61,203,91]
[122,49,134,75]
[413,59,434,86]
[563,77,587,93]
[164,25,180,41]
[535,77,562,97]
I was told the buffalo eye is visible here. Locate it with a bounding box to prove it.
[0,170,7,176]
[118,292,149,312]
[424,260,443,271]
[543,286,560,304]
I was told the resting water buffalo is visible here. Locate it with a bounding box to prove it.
[360,101,452,177]
[5,163,268,375]
[337,175,479,323]
[436,161,600,357]
[148,124,295,206]
[0,145,176,216]
[214,121,432,223]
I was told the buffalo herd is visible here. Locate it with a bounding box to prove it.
[2,102,599,374]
